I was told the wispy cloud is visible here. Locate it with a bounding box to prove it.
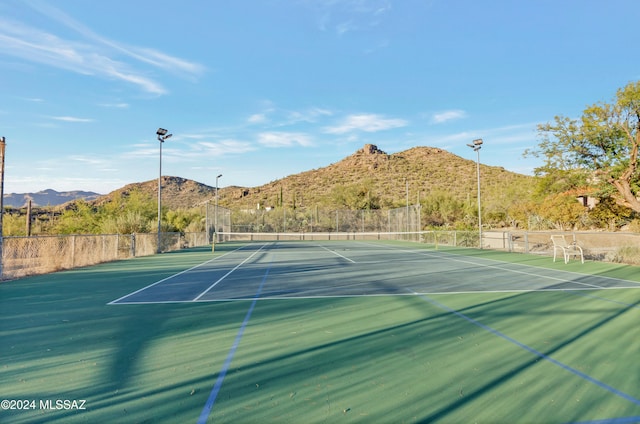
[258,132,314,147]
[51,116,94,122]
[310,0,391,35]
[194,140,256,156]
[430,109,467,124]
[364,39,390,54]
[69,155,109,165]
[99,102,129,109]
[324,113,407,134]
[0,2,204,95]
[248,113,268,124]
[124,138,256,162]
[247,104,333,127]
[432,123,539,152]
[286,107,333,124]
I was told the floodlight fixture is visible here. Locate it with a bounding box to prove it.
[467,138,483,152]
[156,128,168,136]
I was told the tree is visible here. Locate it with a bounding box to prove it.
[331,181,380,210]
[420,190,465,227]
[538,193,587,231]
[586,196,633,230]
[528,81,640,212]
[53,200,100,234]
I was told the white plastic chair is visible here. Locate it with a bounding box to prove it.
[551,235,584,264]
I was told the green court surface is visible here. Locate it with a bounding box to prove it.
[1,241,639,423]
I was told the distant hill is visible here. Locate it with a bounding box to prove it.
[9,144,536,211]
[3,189,101,208]
[91,144,534,211]
[92,177,219,210]
[215,144,535,210]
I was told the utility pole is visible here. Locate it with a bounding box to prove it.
[0,137,6,279]
[26,200,32,236]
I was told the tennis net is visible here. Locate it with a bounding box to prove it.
[215,231,428,242]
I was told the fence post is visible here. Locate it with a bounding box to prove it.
[130,233,136,257]
[71,235,76,268]
[0,137,5,279]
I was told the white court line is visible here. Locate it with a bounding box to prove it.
[192,243,269,301]
[110,285,640,304]
[108,244,256,305]
[424,250,640,288]
[421,251,604,289]
[317,244,356,263]
[357,241,640,290]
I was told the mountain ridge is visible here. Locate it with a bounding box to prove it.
[3,189,102,208]
[4,144,535,210]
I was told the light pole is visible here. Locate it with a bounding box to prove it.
[215,174,222,242]
[156,128,172,253]
[466,138,483,248]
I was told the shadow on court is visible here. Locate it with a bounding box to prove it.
[1,243,640,423]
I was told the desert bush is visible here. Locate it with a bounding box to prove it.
[99,211,151,234]
[611,245,640,265]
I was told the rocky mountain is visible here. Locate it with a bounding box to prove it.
[3,189,101,208]
[7,144,536,211]
[214,144,535,210]
[92,177,219,210]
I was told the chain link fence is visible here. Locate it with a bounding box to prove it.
[423,230,640,264]
[215,205,422,234]
[2,231,208,280]
[3,203,639,280]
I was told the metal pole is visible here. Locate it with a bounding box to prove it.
[155,128,171,253]
[205,200,210,244]
[215,174,222,242]
[476,148,482,248]
[157,139,162,253]
[467,138,483,249]
[405,178,409,233]
[0,137,5,279]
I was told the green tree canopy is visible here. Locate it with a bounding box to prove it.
[528,80,640,212]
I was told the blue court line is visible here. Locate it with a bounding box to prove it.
[196,253,273,424]
[417,294,640,407]
[570,416,640,424]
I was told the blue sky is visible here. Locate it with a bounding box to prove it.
[1,0,639,194]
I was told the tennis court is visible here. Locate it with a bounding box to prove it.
[2,239,640,423]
